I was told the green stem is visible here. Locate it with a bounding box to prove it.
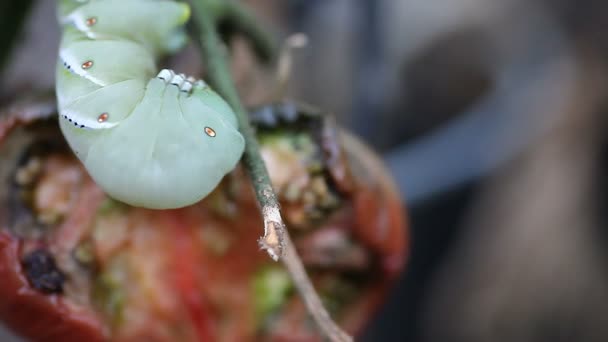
[190,0,281,238]
[189,1,352,341]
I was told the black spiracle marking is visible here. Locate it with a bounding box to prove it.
[62,60,74,73]
[22,249,66,294]
[61,114,87,129]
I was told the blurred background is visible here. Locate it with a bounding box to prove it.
[2,0,608,341]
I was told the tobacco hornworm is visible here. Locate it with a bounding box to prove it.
[56,0,245,209]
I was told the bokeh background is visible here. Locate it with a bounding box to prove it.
[2,0,608,341]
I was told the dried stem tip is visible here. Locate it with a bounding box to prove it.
[258,206,286,261]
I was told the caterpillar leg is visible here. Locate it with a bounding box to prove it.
[156,69,206,95]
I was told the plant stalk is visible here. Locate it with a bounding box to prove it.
[189,1,353,341]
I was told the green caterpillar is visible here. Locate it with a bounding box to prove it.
[56,0,245,209]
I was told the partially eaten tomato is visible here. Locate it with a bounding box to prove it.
[0,101,408,341]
